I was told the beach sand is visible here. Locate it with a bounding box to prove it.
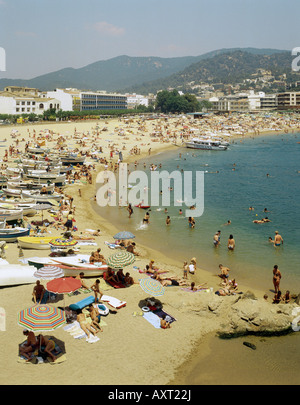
[0,115,298,385]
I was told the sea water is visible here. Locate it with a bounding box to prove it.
[94,132,300,293]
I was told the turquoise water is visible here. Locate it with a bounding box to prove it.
[95,132,300,292]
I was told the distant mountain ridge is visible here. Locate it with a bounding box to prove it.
[124,49,295,94]
[0,48,291,93]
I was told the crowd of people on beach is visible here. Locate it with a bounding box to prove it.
[1,113,299,362]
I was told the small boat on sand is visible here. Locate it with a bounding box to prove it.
[17,236,56,250]
[0,227,30,242]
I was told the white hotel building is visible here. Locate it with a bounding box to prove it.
[0,86,61,115]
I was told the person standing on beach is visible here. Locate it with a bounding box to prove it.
[274,231,283,246]
[183,261,189,279]
[127,203,133,218]
[272,265,281,293]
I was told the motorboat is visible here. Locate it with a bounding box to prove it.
[185,138,228,150]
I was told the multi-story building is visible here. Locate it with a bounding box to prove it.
[125,93,149,109]
[0,87,61,115]
[80,91,127,111]
[277,91,300,110]
[209,91,278,112]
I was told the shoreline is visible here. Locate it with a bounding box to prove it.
[0,116,299,385]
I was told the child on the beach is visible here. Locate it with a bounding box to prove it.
[183,261,188,279]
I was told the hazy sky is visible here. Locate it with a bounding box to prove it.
[0,0,299,79]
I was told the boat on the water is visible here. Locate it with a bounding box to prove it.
[0,227,30,242]
[185,138,228,150]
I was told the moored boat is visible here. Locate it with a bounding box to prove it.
[185,138,228,150]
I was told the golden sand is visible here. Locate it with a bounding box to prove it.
[0,115,297,385]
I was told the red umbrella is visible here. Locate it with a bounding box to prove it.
[46,277,81,309]
[46,277,81,294]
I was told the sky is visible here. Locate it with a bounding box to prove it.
[0,0,299,79]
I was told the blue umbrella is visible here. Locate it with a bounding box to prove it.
[113,231,135,240]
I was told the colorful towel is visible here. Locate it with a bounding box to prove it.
[103,272,126,288]
[153,309,176,324]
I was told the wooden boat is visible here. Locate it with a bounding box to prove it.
[60,154,85,166]
[0,264,37,286]
[23,172,66,185]
[0,227,30,242]
[0,208,24,222]
[21,190,62,203]
[17,236,55,249]
[0,202,36,217]
[7,181,55,193]
[27,254,107,277]
[55,263,108,277]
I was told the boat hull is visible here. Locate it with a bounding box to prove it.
[0,228,30,242]
[17,236,54,250]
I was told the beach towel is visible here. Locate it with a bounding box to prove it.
[100,294,126,309]
[99,278,114,291]
[104,241,122,249]
[18,338,66,364]
[142,311,161,329]
[103,272,126,289]
[153,309,176,324]
[64,319,104,342]
[0,307,5,331]
[180,287,210,293]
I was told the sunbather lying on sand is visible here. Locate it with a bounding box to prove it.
[76,310,98,339]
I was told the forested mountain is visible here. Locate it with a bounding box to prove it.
[122,50,297,94]
[0,48,289,93]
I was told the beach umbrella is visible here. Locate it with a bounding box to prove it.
[106,251,135,269]
[46,277,82,309]
[33,203,52,222]
[113,231,135,240]
[33,265,64,280]
[139,278,165,297]
[46,277,81,294]
[49,238,78,247]
[18,304,66,332]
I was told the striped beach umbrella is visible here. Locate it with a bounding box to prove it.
[33,265,64,280]
[18,305,66,332]
[106,251,135,269]
[139,278,165,297]
[113,231,135,240]
[49,238,78,247]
